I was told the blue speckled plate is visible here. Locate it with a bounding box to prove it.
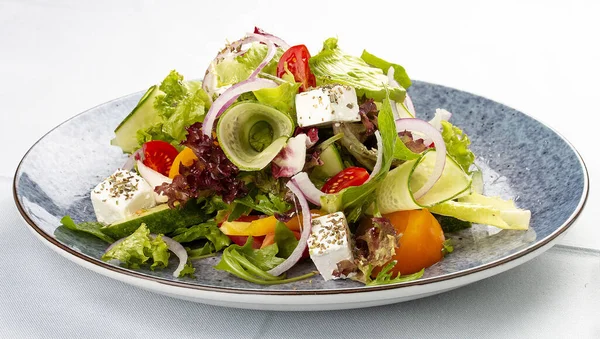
[13,81,588,311]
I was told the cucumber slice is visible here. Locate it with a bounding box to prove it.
[429,197,530,230]
[216,102,294,171]
[311,144,344,180]
[111,85,163,153]
[376,150,472,214]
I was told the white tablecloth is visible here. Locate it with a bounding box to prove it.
[1,1,599,338]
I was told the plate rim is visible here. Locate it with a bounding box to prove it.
[12,80,590,296]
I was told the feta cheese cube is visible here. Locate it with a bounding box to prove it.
[307,212,355,281]
[91,169,156,224]
[295,85,360,127]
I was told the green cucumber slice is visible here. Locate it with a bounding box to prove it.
[111,85,162,153]
[311,144,344,180]
[429,194,530,230]
[216,102,294,171]
[376,150,472,214]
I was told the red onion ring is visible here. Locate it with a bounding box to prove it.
[395,118,446,199]
[267,181,312,276]
[291,172,323,206]
[247,33,276,79]
[253,27,291,49]
[365,130,383,183]
[121,148,144,171]
[201,77,278,136]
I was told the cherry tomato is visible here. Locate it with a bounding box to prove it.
[168,147,198,178]
[276,45,316,92]
[227,235,264,249]
[320,167,370,194]
[142,141,179,177]
[380,209,445,275]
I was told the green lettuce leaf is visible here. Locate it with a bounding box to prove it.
[364,261,424,286]
[135,70,210,149]
[274,221,298,258]
[441,120,475,173]
[171,221,231,250]
[101,223,170,269]
[178,262,196,278]
[213,43,283,87]
[60,215,114,243]
[361,50,411,89]
[393,137,421,161]
[149,234,170,270]
[214,237,316,285]
[253,80,301,119]
[442,239,454,256]
[309,38,405,102]
[186,243,217,260]
[234,192,292,217]
[235,238,285,271]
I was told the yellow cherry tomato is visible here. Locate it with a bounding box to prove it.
[168,147,198,178]
[380,209,445,275]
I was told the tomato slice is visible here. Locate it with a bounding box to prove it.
[320,167,370,194]
[276,45,316,92]
[142,141,179,177]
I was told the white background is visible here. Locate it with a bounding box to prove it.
[1,0,598,338]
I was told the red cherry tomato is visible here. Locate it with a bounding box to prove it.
[276,45,316,92]
[320,167,370,194]
[142,141,179,177]
[227,235,265,249]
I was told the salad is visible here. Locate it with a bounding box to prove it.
[60,28,531,286]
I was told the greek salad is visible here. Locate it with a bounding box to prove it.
[60,28,531,286]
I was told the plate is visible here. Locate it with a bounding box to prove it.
[13,81,588,311]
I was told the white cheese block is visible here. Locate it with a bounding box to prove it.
[295,85,360,127]
[307,212,355,281]
[91,169,156,225]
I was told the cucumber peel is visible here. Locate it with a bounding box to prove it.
[216,102,294,171]
[376,150,472,214]
[429,193,530,230]
[111,85,162,153]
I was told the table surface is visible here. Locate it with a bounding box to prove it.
[1,0,598,338]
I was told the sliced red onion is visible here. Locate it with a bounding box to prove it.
[404,94,416,117]
[291,172,323,206]
[271,134,307,179]
[248,33,276,79]
[253,27,291,49]
[365,131,383,183]
[267,181,312,276]
[150,234,188,278]
[395,118,447,199]
[122,148,144,171]
[201,77,278,136]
